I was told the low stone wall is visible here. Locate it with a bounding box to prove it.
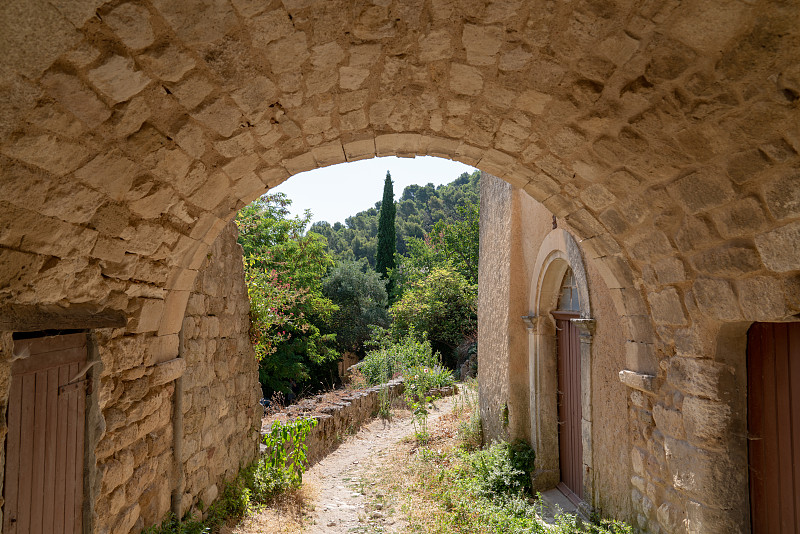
[264,381,457,464]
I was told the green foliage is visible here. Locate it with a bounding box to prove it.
[236,194,339,398]
[310,170,480,266]
[396,198,479,291]
[411,440,631,534]
[142,418,317,534]
[359,330,440,385]
[390,266,477,367]
[322,260,389,354]
[259,418,318,492]
[376,171,397,298]
[468,441,536,498]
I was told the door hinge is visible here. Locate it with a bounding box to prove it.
[59,377,90,396]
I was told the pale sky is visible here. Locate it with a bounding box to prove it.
[272,156,476,225]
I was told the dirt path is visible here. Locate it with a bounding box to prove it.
[301,394,460,533]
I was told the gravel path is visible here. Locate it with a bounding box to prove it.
[302,394,459,533]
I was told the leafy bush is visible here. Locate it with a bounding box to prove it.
[468,441,536,499]
[359,330,440,385]
[142,418,317,534]
[390,266,476,367]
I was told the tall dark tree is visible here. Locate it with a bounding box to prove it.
[375,171,397,297]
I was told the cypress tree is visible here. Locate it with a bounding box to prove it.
[375,171,396,296]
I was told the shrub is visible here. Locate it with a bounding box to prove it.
[468,440,536,499]
[359,331,439,385]
[142,418,317,534]
[390,265,476,367]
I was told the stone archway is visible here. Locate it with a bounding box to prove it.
[526,229,597,502]
[0,0,799,532]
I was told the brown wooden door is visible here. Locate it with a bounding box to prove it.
[3,333,87,534]
[748,322,800,533]
[554,311,582,501]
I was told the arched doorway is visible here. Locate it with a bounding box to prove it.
[554,268,583,502]
[527,228,595,505]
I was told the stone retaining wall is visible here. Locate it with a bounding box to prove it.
[265,381,457,465]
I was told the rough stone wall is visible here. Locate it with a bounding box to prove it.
[179,221,261,516]
[0,223,258,534]
[477,174,512,442]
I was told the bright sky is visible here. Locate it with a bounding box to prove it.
[272,156,476,225]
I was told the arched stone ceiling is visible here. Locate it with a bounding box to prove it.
[0,0,799,369]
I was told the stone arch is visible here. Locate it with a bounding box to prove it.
[525,228,599,500]
[0,0,798,531]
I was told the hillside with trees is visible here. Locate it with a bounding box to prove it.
[237,170,480,401]
[311,170,480,265]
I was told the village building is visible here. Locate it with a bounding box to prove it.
[0,0,798,532]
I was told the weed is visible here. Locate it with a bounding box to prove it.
[142,418,317,534]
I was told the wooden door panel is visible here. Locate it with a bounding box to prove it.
[749,322,800,533]
[3,334,87,534]
[555,312,582,500]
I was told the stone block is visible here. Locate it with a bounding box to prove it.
[103,449,135,492]
[141,45,196,84]
[188,172,230,211]
[449,64,483,96]
[667,357,733,401]
[128,298,164,334]
[151,0,238,45]
[114,503,141,534]
[41,71,110,128]
[653,257,687,284]
[685,500,744,534]
[667,171,734,215]
[74,149,139,201]
[158,290,191,336]
[664,437,743,508]
[735,275,787,321]
[691,243,763,277]
[267,32,310,73]
[146,334,180,365]
[150,357,186,387]
[311,142,346,167]
[648,287,688,326]
[710,197,768,239]
[682,396,731,450]
[653,404,685,440]
[105,3,155,50]
[2,134,91,177]
[88,56,151,104]
[191,98,244,138]
[419,29,452,62]
[618,370,656,393]
[691,278,742,321]
[755,221,800,272]
[462,24,502,66]
[763,169,800,220]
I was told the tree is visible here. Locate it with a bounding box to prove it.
[389,265,477,368]
[236,194,340,398]
[322,260,389,354]
[375,171,397,296]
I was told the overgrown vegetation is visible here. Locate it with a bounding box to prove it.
[142,418,317,534]
[237,194,340,399]
[365,383,632,534]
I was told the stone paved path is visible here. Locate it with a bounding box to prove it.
[302,394,459,533]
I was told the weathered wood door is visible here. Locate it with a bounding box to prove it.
[554,311,582,501]
[748,322,800,533]
[3,333,87,534]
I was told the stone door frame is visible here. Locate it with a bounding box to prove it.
[526,229,596,509]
